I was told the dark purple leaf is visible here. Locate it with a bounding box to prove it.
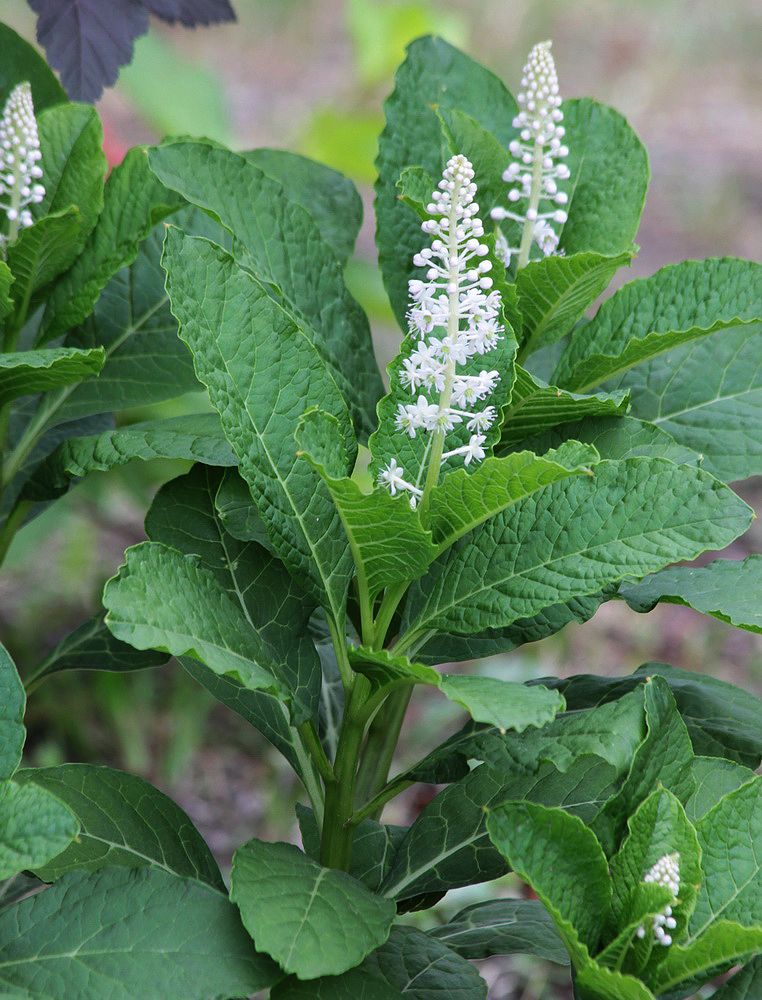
[28,0,149,102]
[143,0,236,26]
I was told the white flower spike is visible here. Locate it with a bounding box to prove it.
[0,82,44,248]
[636,852,680,947]
[377,155,503,505]
[491,41,569,269]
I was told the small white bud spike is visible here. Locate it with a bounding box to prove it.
[638,852,681,947]
[0,82,44,248]
[377,154,504,506]
[491,41,569,269]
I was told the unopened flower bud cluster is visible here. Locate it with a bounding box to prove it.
[636,853,680,947]
[378,155,503,504]
[0,83,44,240]
[491,41,569,265]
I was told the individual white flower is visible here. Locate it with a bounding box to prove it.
[381,154,504,504]
[490,41,569,268]
[0,82,44,246]
[636,853,680,947]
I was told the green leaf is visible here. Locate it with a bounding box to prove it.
[244,148,363,265]
[498,365,630,450]
[230,839,396,979]
[428,441,599,551]
[0,642,25,781]
[162,229,354,625]
[273,925,487,999]
[553,259,762,392]
[709,957,762,999]
[103,542,292,704]
[609,787,701,942]
[0,867,281,998]
[511,414,699,466]
[487,801,609,961]
[610,323,762,483]
[621,556,762,634]
[687,777,762,942]
[556,98,649,256]
[6,209,84,307]
[149,140,383,438]
[401,458,751,640]
[37,103,106,246]
[0,779,79,881]
[145,465,322,724]
[296,409,438,600]
[429,898,569,964]
[554,663,762,769]
[381,756,618,901]
[214,468,276,550]
[517,249,635,358]
[14,764,223,889]
[0,261,13,321]
[38,147,183,344]
[26,413,236,500]
[594,677,695,853]
[375,34,517,327]
[575,961,656,1000]
[0,24,67,109]
[26,614,169,682]
[651,921,762,995]
[0,347,104,407]
[685,756,756,822]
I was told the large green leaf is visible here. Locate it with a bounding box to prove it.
[609,323,762,483]
[230,839,396,979]
[162,229,354,625]
[38,146,183,344]
[0,348,104,407]
[37,103,106,246]
[487,801,610,961]
[375,34,516,327]
[15,764,223,889]
[575,962,656,1000]
[0,867,280,998]
[0,779,78,881]
[428,441,599,551]
[516,250,634,359]
[499,365,629,450]
[687,777,762,942]
[26,413,236,499]
[243,148,363,264]
[145,465,321,724]
[296,409,437,600]
[104,543,297,706]
[273,925,487,999]
[553,259,762,392]
[6,210,84,308]
[429,898,569,964]
[401,458,751,640]
[651,922,762,995]
[0,24,67,109]
[556,98,649,256]
[0,643,25,781]
[685,756,756,822]
[149,141,382,437]
[381,756,618,901]
[621,556,762,634]
[510,414,699,466]
[553,663,762,769]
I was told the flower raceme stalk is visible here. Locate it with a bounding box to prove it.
[0,82,44,250]
[491,40,570,270]
[378,154,504,508]
[636,852,680,947]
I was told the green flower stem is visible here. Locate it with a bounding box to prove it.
[516,136,545,271]
[352,685,413,818]
[348,776,414,828]
[297,721,336,786]
[320,675,371,870]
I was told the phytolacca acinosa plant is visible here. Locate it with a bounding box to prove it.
[491,40,569,269]
[378,154,504,506]
[0,82,44,251]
